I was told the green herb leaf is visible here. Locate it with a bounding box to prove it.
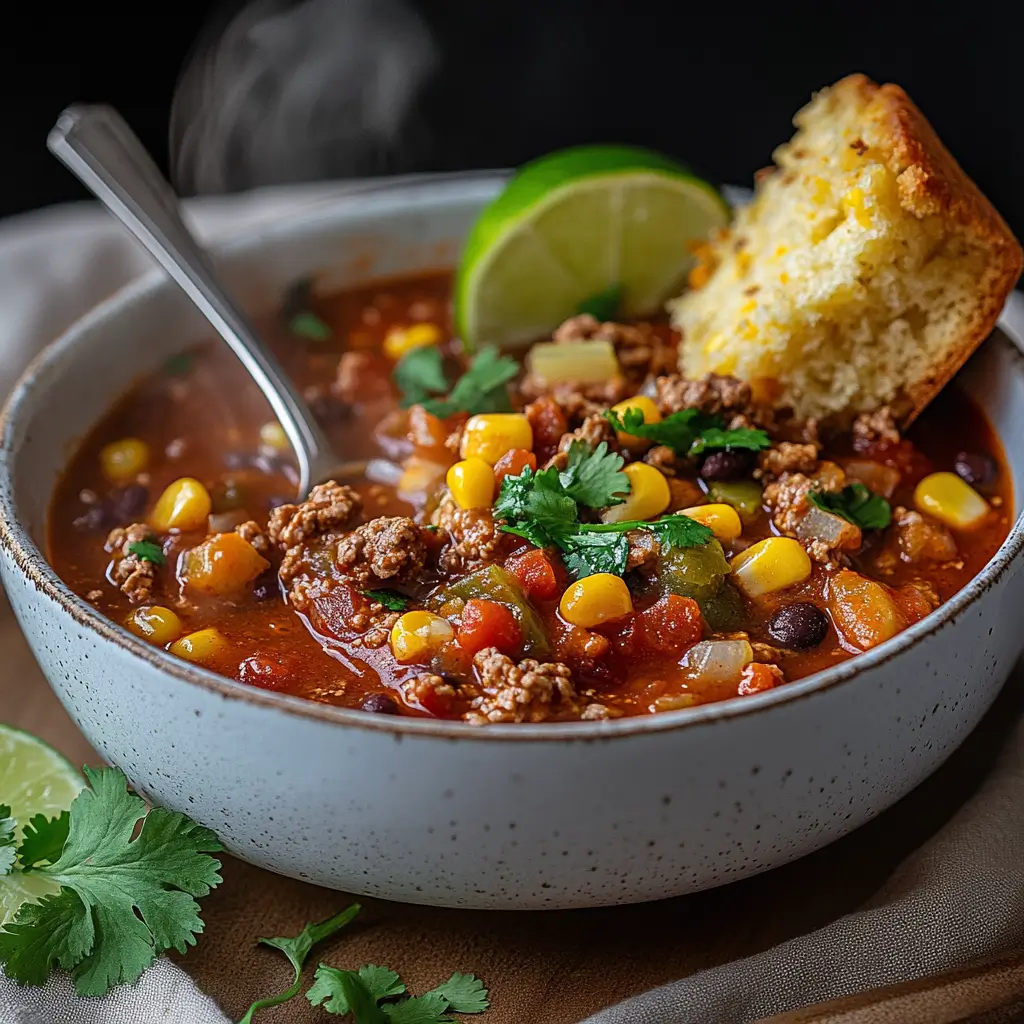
[288,311,333,342]
[688,426,771,456]
[307,963,400,1018]
[494,466,577,550]
[559,441,629,508]
[560,531,631,578]
[576,283,623,321]
[0,805,16,876]
[364,590,410,612]
[808,482,892,530]
[605,407,711,454]
[424,971,490,1014]
[0,765,223,996]
[646,514,717,551]
[127,540,166,567]
[395,347,450,408]
[420,348,519,418]
[17,812,70,871]
[238,905,361,1024]
[384,992,453,1023]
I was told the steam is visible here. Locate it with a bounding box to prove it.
[170,0,438,194]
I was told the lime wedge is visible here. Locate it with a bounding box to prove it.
[0,724,83,923]
[455,145,730,351]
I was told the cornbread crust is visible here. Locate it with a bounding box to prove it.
[672,74,1023,426]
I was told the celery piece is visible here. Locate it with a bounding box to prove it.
[525,339,619,385]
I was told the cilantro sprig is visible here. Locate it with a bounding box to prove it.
[394,346,518,417]
[576,282,623,321]
[495,441,713,578]
[604,407,770,457]
[0,766,223,996]
[808,482,892,530]
[364,590,411,612]
[127,539,166,566]
[0,805,16,875]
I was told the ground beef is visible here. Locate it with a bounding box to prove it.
[336,516,428,586]
[552,314,675,379]
[235,520,269,554]
[656,373,752,418]
[666,477,706,512]
[557,413,618,453]
[642,445,678,476]
[104,523,158,603]
[464,648,580,724]
[518,378,631,424]
[891,507,959,564]
[333,351,376,404]
[625,530,660,571]
[580,703,622,720]
[267,482,362,550]
[758,442,821,479]
[432,494,505,573]
[289,577,400,647]
[853,406,900,446]
[401,674,460,713]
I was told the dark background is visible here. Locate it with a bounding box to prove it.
[3,4,1022,230]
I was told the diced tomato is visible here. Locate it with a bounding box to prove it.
[239,653,302,690]
[636,595,704,654]
[494,448,537,487]
[892,583,934,626]
[505,548,558,600]
[737,663,779,695]
[524,396,568,454]
[457,599,521,656]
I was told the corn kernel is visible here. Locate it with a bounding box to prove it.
[383,322,442,361]
[100,438,149,483]
[446,458,494,510]
[150,477,212,532]
[730,537,811,598]
[127,605,183,645]
[609,395,661,445]
[601,463,671,523]
[559,573,633,628]
[914,472,989,530]
[460,414,533,466]
[259,420,289,450]
[679,503,742,543]
[390,611,454,663]
[170,627,229,663]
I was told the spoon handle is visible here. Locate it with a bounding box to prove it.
[47,104,336,498]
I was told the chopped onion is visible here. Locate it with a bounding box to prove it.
[796,506,861,550]
[365,458,405,486]
[681,639,753,683]
[526,339,619,384]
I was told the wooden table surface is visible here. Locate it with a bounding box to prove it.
[2,586,1021,1022]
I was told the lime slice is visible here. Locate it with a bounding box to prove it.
[0,724,83,923]
[456,145,730,350]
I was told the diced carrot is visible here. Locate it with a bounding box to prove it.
[457,599,521,656]
[494,448,537,487]
[738,663,778,695]
[636,595,704,654]
[505,549,558,600]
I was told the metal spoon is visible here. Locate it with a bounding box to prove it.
[47,104,350,500]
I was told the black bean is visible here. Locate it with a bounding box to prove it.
[251,570,280,602]
[700,449,753,482]
[110,484,148,521]
[954,451,995,488]
[768,602,830,650]
[361,693,400,714]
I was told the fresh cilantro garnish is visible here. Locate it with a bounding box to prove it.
[395,347,449,408]
[422,347,518,418]
[127,540,166,566]
[364,590,410,612]
[289,311,333,342]
[308,961,489,1021]
[605,408,771,457]
[238,904,361,1024]
[576,283,622,321]
[17,811,70,870]
[0,765,222,995]
[495,442,712,579]
[808,482,892,530]
[0,805,15,875]
[688,426,771,456]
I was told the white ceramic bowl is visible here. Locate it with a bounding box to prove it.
[2,175,1024,910]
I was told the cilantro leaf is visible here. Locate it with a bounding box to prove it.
[420,348,518,418]
[126,540,166,566]
[576,283,622,321]
[494,466,577,550]
[238,904,361,1024]
[0,765,223,996]
[647,514,716,551]
[385,991,453,1023]
[364,590,410,612]
[560,531,630,578]
[808,482,892,530]
[559,441,628,508]
[425,972,490,1014]
[0,805,16,875]
[308,964,398,1018]
[395,347,450,408]
[17,812,70,870]
[288,311,333,342]
[605,407,711,454]
[689,426,771,455]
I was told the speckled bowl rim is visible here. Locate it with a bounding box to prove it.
[2,172,1023,743]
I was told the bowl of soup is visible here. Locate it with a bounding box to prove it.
[2,174,1023,908]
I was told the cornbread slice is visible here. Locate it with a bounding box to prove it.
[670,74,1022,425]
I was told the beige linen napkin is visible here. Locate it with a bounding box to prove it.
[1,183,1023,1023]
